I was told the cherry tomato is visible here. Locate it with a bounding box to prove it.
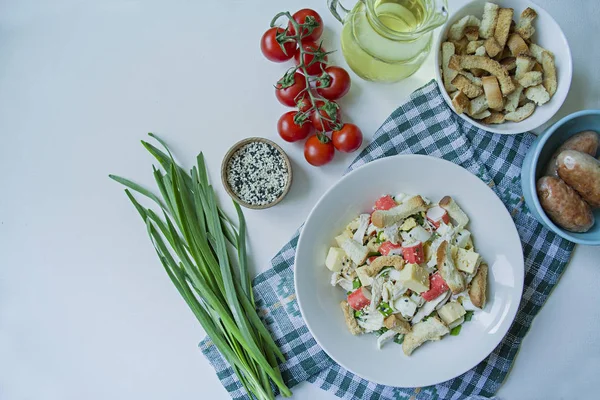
[310,100,341,132]
[347,287,371,310]
[332,123,363,152]
[379,241,402,256]
[277,111,313,142]
[375,195,397,211]
[275,73,307,107]
[421,273,450,302]
[296,96,312,113]
[294,41,328,76]
[304,134,335,166]
[288,9,324,42]
[260,27,296,62]
[316,66,351,100]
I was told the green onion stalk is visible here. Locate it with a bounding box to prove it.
[109,134,292,400]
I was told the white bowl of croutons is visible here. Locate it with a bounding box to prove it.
[434,0,572,134]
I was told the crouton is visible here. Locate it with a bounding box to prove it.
[468,94,489,116]
[384,314,412,334]
[340,300,363,335]
[482,75,504,111]
[518,92,528,106]
[518,71,543,88]
[451,90,470,114]
[459,71,483,87]
[448,15,481,41]
[466,40,485,54]
[504,102,535,122]
[479,2,499,39]
[439,196,470,228]
[449,55,515,95]
[507,33,529,56]
[402,316,449,356]
[494,8,514,48]
[367,255,404,276]
[442,42,458,92]
[504,80,524,112]
[371,196,428,228]
[515,7,537,39]
[437,241,466,294]
[525,84,550,105]
[452,37,470,55]
[542,52,557,97]
[451,75,484,98]
[465,26,479,41]
[484,37,503,57]
[482,111,506,124]
[515,55,536,79]
[471,110,491,120]
[500,56,516,71]
[468,264,488,309]
[529,43,553,64]
[474,46,487,57]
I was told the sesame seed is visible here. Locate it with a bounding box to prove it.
[226,141,288,206]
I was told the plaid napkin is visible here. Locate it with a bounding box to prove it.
[200,80,574,400]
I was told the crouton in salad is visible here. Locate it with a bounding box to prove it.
[327,193,487,355]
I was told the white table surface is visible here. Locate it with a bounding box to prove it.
[1,0,598,399]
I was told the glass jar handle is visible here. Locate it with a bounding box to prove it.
[328,0,352,23]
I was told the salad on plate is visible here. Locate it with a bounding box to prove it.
[326,193,488,356]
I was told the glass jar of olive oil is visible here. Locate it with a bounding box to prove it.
[328,0,448,82]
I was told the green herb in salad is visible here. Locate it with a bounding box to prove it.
[377,302,393,317]
[427,232,440,243]
[414,212,425,225]
[367,251,381,257]
[376,231,385,243]
[109,134,291,400]
[423,310,437,321]
[450,325,462,336]
[374,327,389,336]
[464,310,474,322]
[354,310,364,318]
[352,277,361,289]
[393,334,404,345]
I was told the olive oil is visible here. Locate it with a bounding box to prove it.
[340,0,433,82]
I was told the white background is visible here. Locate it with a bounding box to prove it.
[1,0,598,399]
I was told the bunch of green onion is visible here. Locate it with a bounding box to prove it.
[110,134,292,400]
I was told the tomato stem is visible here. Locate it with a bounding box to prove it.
[274,11,333,135]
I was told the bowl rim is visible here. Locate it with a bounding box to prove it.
[527,109,600,245]
[295,153,525,387]
[220,137,293,210]
[433,0,573,135]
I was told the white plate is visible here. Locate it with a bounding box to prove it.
[433,0,572,134]
[295,155,524,387]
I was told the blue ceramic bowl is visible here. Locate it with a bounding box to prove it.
[521,110,600,245]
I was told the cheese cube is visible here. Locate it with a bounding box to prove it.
[325,247,347,272]
[397,263,430,293]
[335,231,352,247]
[438,302,466,325]
[454,248,481,274]
[400,217,417,231]
[356,266,373,287]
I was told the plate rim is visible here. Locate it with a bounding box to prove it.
[294,154,525,387]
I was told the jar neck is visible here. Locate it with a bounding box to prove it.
[364,0,447,40]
